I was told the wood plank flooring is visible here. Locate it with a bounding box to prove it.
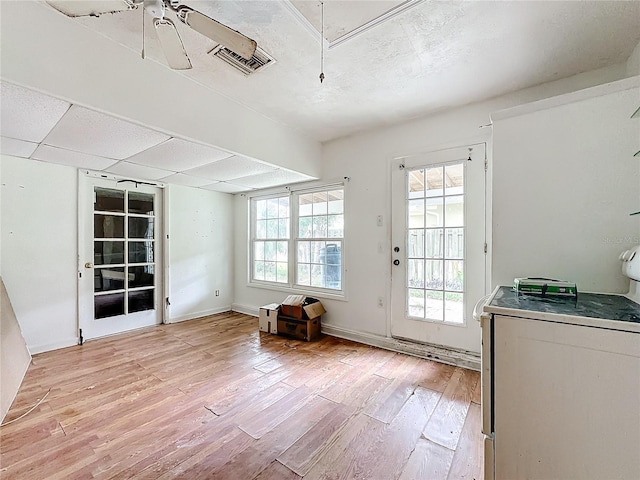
[0,312,483,479]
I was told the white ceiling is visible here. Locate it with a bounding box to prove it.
[0,81,313,192]
[1,0,639,191]
[47,0,640,142]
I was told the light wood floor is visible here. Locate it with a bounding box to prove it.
[0,312,483,479]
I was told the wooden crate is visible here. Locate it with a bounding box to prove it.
[277,315,321,341]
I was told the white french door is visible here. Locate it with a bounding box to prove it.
[390,144,486,352]
[78,173,164,341]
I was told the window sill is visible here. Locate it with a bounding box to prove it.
[247,281,348,302]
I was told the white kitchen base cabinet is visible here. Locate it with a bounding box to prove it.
[491,314,640,480]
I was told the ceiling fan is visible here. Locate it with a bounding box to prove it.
[46,0,258,70]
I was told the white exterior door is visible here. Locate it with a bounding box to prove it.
[78,173,163,340]
[390,144,486,352]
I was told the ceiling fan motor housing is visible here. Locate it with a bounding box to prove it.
[144,0,165,19]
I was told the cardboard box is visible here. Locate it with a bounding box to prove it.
[259,303,279,334]
[280,295,326,320]
[277,315,321,341]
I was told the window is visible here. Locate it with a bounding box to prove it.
[407,162,464,323]
[250,185,344,295]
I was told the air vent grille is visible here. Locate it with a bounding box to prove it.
[209,46,275,76]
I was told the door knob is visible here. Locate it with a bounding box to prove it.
[85,262,94,269]
[393,259,400,266]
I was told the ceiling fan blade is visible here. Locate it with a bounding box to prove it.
[154,18,192,70]
[176,6,257,61]
[46,0,137,17]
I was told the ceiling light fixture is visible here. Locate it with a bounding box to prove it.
[319,1,325,83]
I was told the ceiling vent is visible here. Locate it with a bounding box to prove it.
[209,46,275,76]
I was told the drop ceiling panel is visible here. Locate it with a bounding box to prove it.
[43,105,170,159]
[185,155,277,181]
[230,169,315,189]
[127,138,233,171]
[202,182,252,194]
[32,144,118,170]
[0,82,70,143]
[0,137,39,158]
[105,161,174,180]
[160,173,214,188]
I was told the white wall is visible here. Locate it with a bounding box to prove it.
[491,78,640,293]
[233,63,634,355]
[0,155,78,353]
[167,185,235,322]
[0,1,321,177]
[628,40,640,76]
[0,157,237,353]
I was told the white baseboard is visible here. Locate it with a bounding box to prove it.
[231,303,259,317]
[321,324,481,371]
[28,337,79,355]
[168,305,233,324]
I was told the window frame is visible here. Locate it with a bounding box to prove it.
[248,181,346,299]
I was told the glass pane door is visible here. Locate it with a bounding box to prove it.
[93,187,156,319]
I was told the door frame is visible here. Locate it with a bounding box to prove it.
[76,170,169,342]
[386,138,491,351]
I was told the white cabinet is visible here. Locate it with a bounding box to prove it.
[492,314,640,479]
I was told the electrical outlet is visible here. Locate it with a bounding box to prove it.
[377,296,384,308]
[377,215,383,227]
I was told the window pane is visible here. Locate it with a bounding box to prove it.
[256,200,267,220]
[297,241,311,262]
[445,228,464,259]
[313,216,327,238]
[299,193,313,216]
[445,260,463,292]
[264,262,277,282]
[445,292,464,324]
[266,198,279,218]
[327,190,343,214]
[129,290,154,313]
[129,217,154,239]
[278,219,289,239]
[299,217,312,238]
[254,241,265,261]
[95,293,125,319]
[445,195,463,227]
[408,230,424,258]
[425,229,442,259]
[320,243,341,289]
[256,220,267,239]
[94,267,125,292]
[95,241,124,265]
[266,219,279,239]
[254,261,265,280]
[297,264,310,285]
[313,192,328,215]
[94,215,124,238]
[408,170,424,197]
[264,241,276,261]
[129,241,154,264]
[128,192,154,215]
[276,263,288,283]
[95,188,124,213]
[426,166,444,196]
[328,215,343,238]
[276,241,288,262]
[445,163,464,191]
[408,199,424,228]
[279,197,289,217]
[408,259,424,288]
[425,290,444,321]
[425,260,443,290]
[310,264,323,287]
[129,265,154,288]
[408,289,424,318]
[425,198,443,227]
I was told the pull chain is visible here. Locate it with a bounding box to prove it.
[319,1,325,83]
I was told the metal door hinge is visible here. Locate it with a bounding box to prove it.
[484,160,488,171]
[484,243,488,254]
